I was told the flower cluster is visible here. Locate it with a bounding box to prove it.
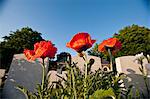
[22,32,125,99]
[24,41,57,60]
[24,33,122,60]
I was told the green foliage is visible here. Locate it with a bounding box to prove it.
[2,27,43,53]
[88,25,150,60]
[114,24,150,56]
[135,55,150,98]
[49,61,127,98]
[16,58,137,99]
[89,88,116,99]
[0,27,43,69]
[17,79,54,99]
[52,62,84,98]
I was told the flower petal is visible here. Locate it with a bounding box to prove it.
[23,49,35,60]
[66,32,96,52]
[98,38,122,54]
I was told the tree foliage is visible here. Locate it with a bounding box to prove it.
[0,27,43,69]
[114,24,150,56]
[88,25,150,60]
[2,27,43,53]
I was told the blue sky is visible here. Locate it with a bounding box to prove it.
[0,0,150,56]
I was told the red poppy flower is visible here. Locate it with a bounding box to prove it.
[98,38,121,54]
[24,49,35,60]
[24,41,57,60]
[66,32,96,53]
[33,41,57,58]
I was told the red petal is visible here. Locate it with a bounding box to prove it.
[66,32,96,52]
[24,49,35,60]
[98,40,107,52]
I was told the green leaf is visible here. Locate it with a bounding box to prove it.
[89,88,116,99]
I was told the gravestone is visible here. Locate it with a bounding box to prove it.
[115,56,150,96]
[72,55,102,72]
[0,69,6,86]
[2,54,49,99]
[145,63,150,77]
[47,55,102,87]
[47,70,67,87]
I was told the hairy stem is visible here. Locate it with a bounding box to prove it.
[83,53,88,99]
[71,66,77,99]
[41,58,45,91]
[108,48,113,71]
[141,63,149,97]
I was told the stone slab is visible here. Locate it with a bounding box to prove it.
[72,55,102,72]
[0,69,6,79]
[2,54,49,99]
[115,56,150,96]
[47,70,67,87]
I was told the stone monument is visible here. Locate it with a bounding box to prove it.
[72,55,102,72]
[115,56,150,96]
[2,54,49,99]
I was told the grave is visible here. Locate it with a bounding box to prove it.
[47,55,102,87]
[47,70,67,87]
[0,69,6,86]
[72,55,102,72]
[115,56,150,96]
[2,54,49,99]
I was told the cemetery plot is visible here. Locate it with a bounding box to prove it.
[2,54,49,99]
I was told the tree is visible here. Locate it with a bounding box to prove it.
[2,27,44,53]
[88,25,150,61]
[0,27,44,69]
[114,24,150,57]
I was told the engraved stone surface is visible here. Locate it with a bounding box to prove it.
[2,54,49,99]
[47,55,102,87]
[0,69,5,79]
[47,70,67,87]
[115,56,150,96]
[72,55,102,72]
[0,69,6,86]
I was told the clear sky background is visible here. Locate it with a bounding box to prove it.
[0,0,150,56]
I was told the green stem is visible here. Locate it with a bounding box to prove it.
[83,54,88,99]
[145,55,150,63]
[108,48,113,71]
[71,67,77,99]
[66,62,72,93]
[16,87,29,99]
[107,48,117,75]
[144,76,149,97]
[141,63,149,97]
[41,58,45,91]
